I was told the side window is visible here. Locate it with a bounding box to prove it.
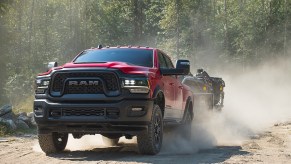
[163,55,174,68]
[158,52,167,68]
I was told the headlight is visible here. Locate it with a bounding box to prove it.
[122,78,150,93]
[42,80,50,86]
[36,79,50,86]
[35,78,50,94]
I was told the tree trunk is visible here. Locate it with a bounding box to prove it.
[284,0,287,58]
[17,1,23,58]
[175,0,180,57]
[45,0,48,55]
[132,0,143,43]
[28,0,35,54]
[223,0,228,55]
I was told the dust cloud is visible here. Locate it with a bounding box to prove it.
[162,56,291,154]
[66,134,105,151]
[65,135,136,151]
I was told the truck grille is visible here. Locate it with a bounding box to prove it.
[51,72,119,94]
[50,108,120,118]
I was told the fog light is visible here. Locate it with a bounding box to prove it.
[35,88,46,94]
[129,88,149,93]
[132,107,143,111]
[128,106,146,117]
[34,106,44,117]
[50,110,61,117]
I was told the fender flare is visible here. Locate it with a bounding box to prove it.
[152,85,163,99]
[152,85,165,116]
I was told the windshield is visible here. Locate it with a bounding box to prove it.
[74,49,153,67]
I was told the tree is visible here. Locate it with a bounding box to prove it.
[0,0,11,105]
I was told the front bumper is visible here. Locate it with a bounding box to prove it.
[34,99,153,135]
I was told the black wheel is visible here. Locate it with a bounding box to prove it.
[38,132,68,154]
[102,135,119,146]
[137,104,163,155]
[181,102,193,140]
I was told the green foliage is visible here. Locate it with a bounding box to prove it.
[0,0,11,105]
[0,0,290,107]
[0,0,10,13]
[0,122,8,136]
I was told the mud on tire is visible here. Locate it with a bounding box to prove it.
[38,132,68,154]
[137,104,163,155]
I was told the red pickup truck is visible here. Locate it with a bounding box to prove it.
[34,46,194,155]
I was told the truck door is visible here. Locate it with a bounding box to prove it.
[163,55,183,119]
[158,52,176,119]
[174,77,184,117]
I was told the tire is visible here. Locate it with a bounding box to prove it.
[102,135,119,146]
[181,102,193,141]
[38,132,68,154]
[137,104,163,155]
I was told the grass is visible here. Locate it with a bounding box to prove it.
[15,126,37,135]
[0,122,8,136]
[14,95,34,114]
[0,122,37,137]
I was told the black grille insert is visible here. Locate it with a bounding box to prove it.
[49,108,120,118]
[63,108,105,117]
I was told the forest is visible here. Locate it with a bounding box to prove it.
[0,0,290,109]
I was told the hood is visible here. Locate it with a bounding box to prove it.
[60,62,155,75]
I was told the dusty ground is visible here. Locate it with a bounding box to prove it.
[0,121,290,164]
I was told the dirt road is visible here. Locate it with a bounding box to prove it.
[0,120,290,164]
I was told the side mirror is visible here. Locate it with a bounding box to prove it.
[47,62,58,71]
[176,60,190,75]
[160,60,190,76]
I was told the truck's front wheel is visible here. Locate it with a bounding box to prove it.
[38,132,68,154]
[137,104,163,155]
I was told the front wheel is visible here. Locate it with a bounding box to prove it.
[38,132,68,154]
[137,104,163,155]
